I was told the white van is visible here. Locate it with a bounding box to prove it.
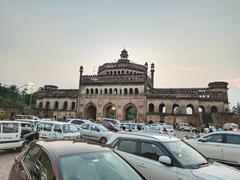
[36,121,81,140]
[0,121,35,150]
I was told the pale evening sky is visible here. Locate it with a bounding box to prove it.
[0,0,240,107]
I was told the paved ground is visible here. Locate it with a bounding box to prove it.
[0,150,18,180]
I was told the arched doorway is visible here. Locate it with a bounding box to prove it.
[103,103,116,119]
[85,103,97,120]
[172,104,180,114]
[186,104,194,115]
[124,104,137,122]
[159,103,166,114]
[211,106,218,113]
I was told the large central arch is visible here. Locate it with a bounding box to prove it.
[85,102,97,120]
[103,102,116,119]
[123,103,137,122]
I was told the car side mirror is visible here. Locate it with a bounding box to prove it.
[159,156,172,166]
[199,138,207,142]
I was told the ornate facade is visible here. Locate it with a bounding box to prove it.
[36,49,229,125]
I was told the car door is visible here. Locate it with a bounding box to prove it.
[0,122,21,149]
[222,134,240,164]
[196,134,223,161]
[89,124,100,141]
[80,124,91,139]
[136,140,177,180]
[39,123,54,140]
[114,138,140,169]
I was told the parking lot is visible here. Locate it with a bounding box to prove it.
[0,150,18,180]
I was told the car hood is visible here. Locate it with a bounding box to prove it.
[192,162,240,180]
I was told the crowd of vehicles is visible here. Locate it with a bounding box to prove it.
[1,115,240,179]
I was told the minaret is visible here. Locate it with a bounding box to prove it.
[120,49,129,59]
[150,63,155,88]
[77,65,83,117]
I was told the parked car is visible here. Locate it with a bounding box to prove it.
[15,115,40,120]
[102,118,121,128]
[102,121,120,132]
[164,124,176,136]
[120,123,146,132]
[35,121,81,140]
[223,123,239,131]
[147,124,168,134]
[15,119,39,129]
[0,121,35,150]
[68,118,92,129]
[8,140,146,180]
[185,131,240,166]
[80,123,113,144]
[107,132,240,180]
[179,123,197,132]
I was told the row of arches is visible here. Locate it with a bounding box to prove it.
[86,88,139,95]
[38,101,76,111]
[148,103,218,114]
[85,102,137,121]
[105,70,142,76]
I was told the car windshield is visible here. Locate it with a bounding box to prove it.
[162,140,208,168]
[97,124,108,132]
[62,124,78,133]
[60,151,143,180]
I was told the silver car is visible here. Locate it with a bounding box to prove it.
[80,123,113,144]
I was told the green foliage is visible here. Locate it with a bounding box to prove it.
[232,102,240,114]
[0,84,38,108]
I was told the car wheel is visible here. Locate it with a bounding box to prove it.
[180,128,184,131]
[100,137,107,144]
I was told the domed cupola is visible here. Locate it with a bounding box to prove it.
[118,49,130,63]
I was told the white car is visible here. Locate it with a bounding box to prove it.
[35,121,81,140]
[0,121,35,150]
[120,123,146,132]
[68,119,92,129]
[179,123,197,132]
[185,131,240,166]
[107,132,240,180]
[80,123,113,144]
[147,125,168,134]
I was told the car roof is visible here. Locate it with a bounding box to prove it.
[35,140,111,157]
[37,121,72,125]
[0,120,20,124]
[204,131,240,135]
[108,132,179,143]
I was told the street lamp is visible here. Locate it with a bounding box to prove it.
[28,83,35,114]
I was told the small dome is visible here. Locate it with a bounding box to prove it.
[120,49,129,59]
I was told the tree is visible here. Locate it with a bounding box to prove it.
[232,102,240,114]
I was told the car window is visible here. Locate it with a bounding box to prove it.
[21,123,34,135]
[53,124,61,132]
[91,124,99,132]
[37,123,44,131]
[32,151,55,180]
[141,142,165,161]
[23,146,41,172]
[204,134,223,143]
[72,120,83,125]
[117,140,137,154]
[43,123,53,132]
[81,124,90,130]
[2,123,18,133]
[226,135,240,145]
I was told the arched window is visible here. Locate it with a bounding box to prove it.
[109,88,113,94]
[63,101,68,110]
[198,106,205,113]
[100,89,103,94]
[129,88,133,94]
[126,71,129,74]
[130,71,133,74]
[95,89,98,94]
[134,72,137,75]
[186,104,194,114]
[106,71,109,75]
[46,101,50,109]
[124,88,128,94]
[172,104,180,114]
[159,103,166,114]
[114,88,118,94]
[120,89,122,94]
[134,88,139,94]
[90,89,94,94]
[211,106,218,113]
[114,71,116,75]
[122,70,124,74]
[39,102,43,109]
[118,71,120,75]
[110,71,113,75]
[71,102,75,110]
[54,101,59,110]
[149,103,154,113]
[86,89,89,94]
[104,88,108,94]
